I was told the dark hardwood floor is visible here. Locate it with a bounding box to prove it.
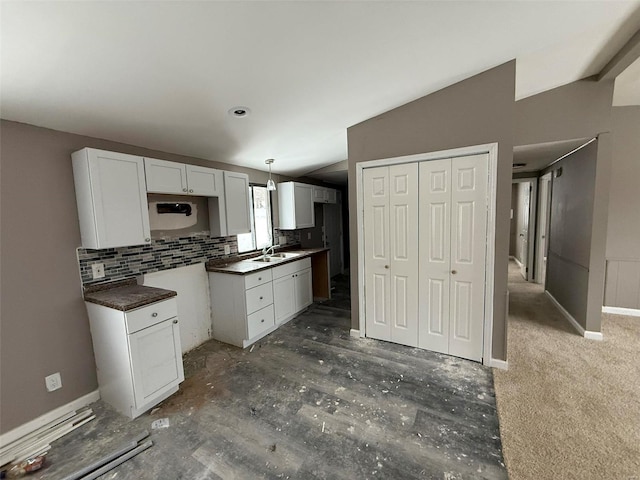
[36,275,506,479]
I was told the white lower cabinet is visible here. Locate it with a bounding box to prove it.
[273,260,312,325]
[85,298,184,419]
[209,258,313,347]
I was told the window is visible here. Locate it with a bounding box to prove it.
[237,185,273,253]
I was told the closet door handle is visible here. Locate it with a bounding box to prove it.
[384,265,389,269]
[451,270,457,275]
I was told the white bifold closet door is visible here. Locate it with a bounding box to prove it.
[363,164,419,347]
[418,155,488,362]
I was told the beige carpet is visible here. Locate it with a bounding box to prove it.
[494,261,640,480]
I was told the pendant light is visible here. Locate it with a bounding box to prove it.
[266,158,276,191]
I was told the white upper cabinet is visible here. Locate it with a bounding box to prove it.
[209,171,251,237]
[313,185,337,204]
[313,186,327,203]
[224,171,251,235]
[325,188,337,204]
[278,182,314,229]
[185,165,222,196]
[144,158,222,196]
[72,148,151,249]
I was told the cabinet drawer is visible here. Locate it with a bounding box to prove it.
[272,257,311,280]
[247,305,275,340]
[245,283,274,315]
[244,269,273,289]
[125,298,178,334]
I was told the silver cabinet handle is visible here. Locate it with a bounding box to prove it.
[189,189,194,193]
[145,238,151,242]
[260,319,265,323]
[151,312,158,317]
[182,188,188,192]
[173,319,178,324]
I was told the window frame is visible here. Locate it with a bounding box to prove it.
[237,184,274,253]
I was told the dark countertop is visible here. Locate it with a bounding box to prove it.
[84,278,177,311]
[205,248,329,275]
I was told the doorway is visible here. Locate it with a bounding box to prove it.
[510,178,537,281]
[536,173,552,285]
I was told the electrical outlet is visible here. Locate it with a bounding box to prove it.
[91,263,105,279]
[45,372,62,392]
[224,245,230,255]
[307,232,312,240]
[279,236,286,245]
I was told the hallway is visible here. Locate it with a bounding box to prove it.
[494,261,640,479]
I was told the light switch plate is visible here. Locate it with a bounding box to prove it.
[224,245,231,255]
[279,236,286,245]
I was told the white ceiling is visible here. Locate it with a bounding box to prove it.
[513,138,592,174]
[2,1,639,177]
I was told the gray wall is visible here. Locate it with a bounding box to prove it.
[605,106,640,309]
[347,61,516,361]
[544,141,598,327]
[0,120,300,434]
[515,78,614,146]
[516,79,614,333]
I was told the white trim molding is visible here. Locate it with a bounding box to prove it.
[356,142,499,366]
[350,329,362,338]
[602,306,640,317]
[0,390,100,447]
[545,291,604,341]
[489,359,509,370]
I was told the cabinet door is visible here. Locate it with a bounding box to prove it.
[294,268,313,311]
[325,188,337,204]
[186,165,222,196]
[273,275,296,324]
[294,183,314,228]
[313,186,327,203]
[88,150,151,249]
[224,171,251,235]
[129,318,184,408]
[144,158,188,194]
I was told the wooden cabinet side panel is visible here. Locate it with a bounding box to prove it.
[208,272,247,347]
[72,149,99,249]
[85,303,136,418]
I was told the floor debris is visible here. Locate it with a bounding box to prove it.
[150,418,170,430]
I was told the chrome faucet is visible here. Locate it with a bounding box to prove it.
[262,244,279,258]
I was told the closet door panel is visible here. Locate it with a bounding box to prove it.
[449,154,488,362]
[389,163,419,347]
[418,159,451,354]
[363,167,391,342]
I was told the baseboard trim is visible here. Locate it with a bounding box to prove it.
[489,358,509,370]
[0,390,100,447]
[350,329,361,338]
[513,257,523,269]
[545,291,604,341]
[602,306,640,317]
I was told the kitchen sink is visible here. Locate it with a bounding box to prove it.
[270,252,301,258]
[251,252,302,263]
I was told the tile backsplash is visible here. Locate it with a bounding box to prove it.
[77,229,300,285]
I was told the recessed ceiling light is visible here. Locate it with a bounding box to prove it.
[228,106,251,118]
[513,163,526,169]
